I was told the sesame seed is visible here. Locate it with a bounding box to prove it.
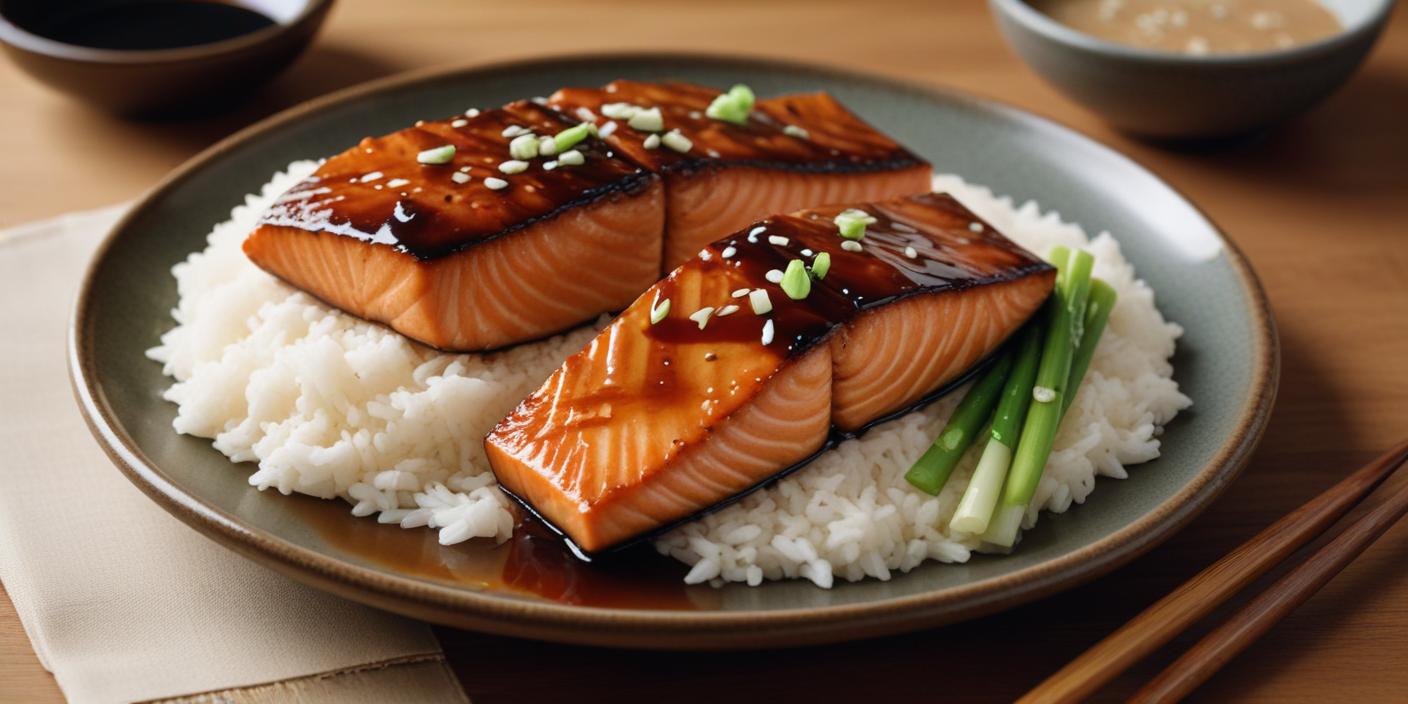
[732,288,750,298]
[642,133,661,150]
[699,249,712,262]
[801,248,813,256]
[502,125,529,138]
[543,160,559,171]
[749,289,772,315]
[558,149,585,166]
[721,246,737,259]
[451,119,469,128]
[768,235,789,246]
[465,108,480,117]
[704,352,717,361]
[662,130,693,153]
[688,110,702,119]
[716,304,739,317]
[575,107,596,122]
[748,226,766,243]
[841,240,863,252]
[485,177,508,190]
[450,172,471,184]
[968,222,983,233]
[689,307,715,330]
[599,121,618,138]
[783,125,810,139]
[498,160,529,174]
[459,166,471,173]
[761,319,775,346]
[359,171,384,183]
[765,269,784,284]
[385,178,410,188]
[905,246,918,259]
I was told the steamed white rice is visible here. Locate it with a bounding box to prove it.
[149,161,1189,587]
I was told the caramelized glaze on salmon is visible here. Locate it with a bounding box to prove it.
[549,81,933,269]
[486,193,1056,553]
[243,101,662,351]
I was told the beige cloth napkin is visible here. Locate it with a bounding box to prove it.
[0,207,467,704]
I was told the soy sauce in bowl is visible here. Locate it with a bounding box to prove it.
[0,0,336,116]
[25,1,277,51]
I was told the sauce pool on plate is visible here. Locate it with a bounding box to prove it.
[1031,0,1343,55]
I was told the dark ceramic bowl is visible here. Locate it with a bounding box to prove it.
[0,0,334,116]
[991,0,1395,139]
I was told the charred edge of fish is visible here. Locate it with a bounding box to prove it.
[496,351,1002,561]
[262,169,659,263]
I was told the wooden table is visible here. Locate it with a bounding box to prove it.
[3,1,1405,701]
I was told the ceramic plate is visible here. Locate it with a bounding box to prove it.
[70,53,1278,649]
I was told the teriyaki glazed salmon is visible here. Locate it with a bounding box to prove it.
[485,193,1057,554]
[243,81,930,351]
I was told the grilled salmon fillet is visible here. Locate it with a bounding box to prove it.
[549,80,933,269]
[244,101,663,351]
[486,193,1055,553]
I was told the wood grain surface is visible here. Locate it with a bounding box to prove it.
[2,1,1405,702]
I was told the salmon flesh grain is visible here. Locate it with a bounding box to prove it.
[485,193,1057,554]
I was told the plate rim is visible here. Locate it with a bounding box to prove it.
[68,50,1280,649]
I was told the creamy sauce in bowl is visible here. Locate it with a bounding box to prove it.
[1031,0,1343,55]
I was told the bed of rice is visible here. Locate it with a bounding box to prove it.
[149,161,1189,588]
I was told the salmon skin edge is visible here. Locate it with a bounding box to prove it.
[495,349,1005,563]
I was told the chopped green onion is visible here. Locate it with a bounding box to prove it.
[416,145,456,165]
[748,288,772,315]
[705,84,756,125]
[509,134,539,160]
[780,259,811,300]
[601,102,640,120]
[553,123,592,151]
[627,107,664,132]
[642,133,662,150]
[650,297,671,325]
[904,351,1015,496]
[834,208,876,240]
[689,306,715,330]
[538,135,558,156]
[811,252,831,280]
[661,129,693,153]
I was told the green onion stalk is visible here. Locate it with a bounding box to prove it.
[949,320,1044,534]
[904,350,1014,496]
[982,246,1099,548]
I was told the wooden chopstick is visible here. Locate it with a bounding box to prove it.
[1131,460,1408,702]
[1018,438,1408,704]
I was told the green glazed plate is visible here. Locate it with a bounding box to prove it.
[70,53,1278,649]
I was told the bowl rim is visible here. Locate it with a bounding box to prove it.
[0,0,334,65]
[68,51,1281,649]
[990,0,1396,66]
